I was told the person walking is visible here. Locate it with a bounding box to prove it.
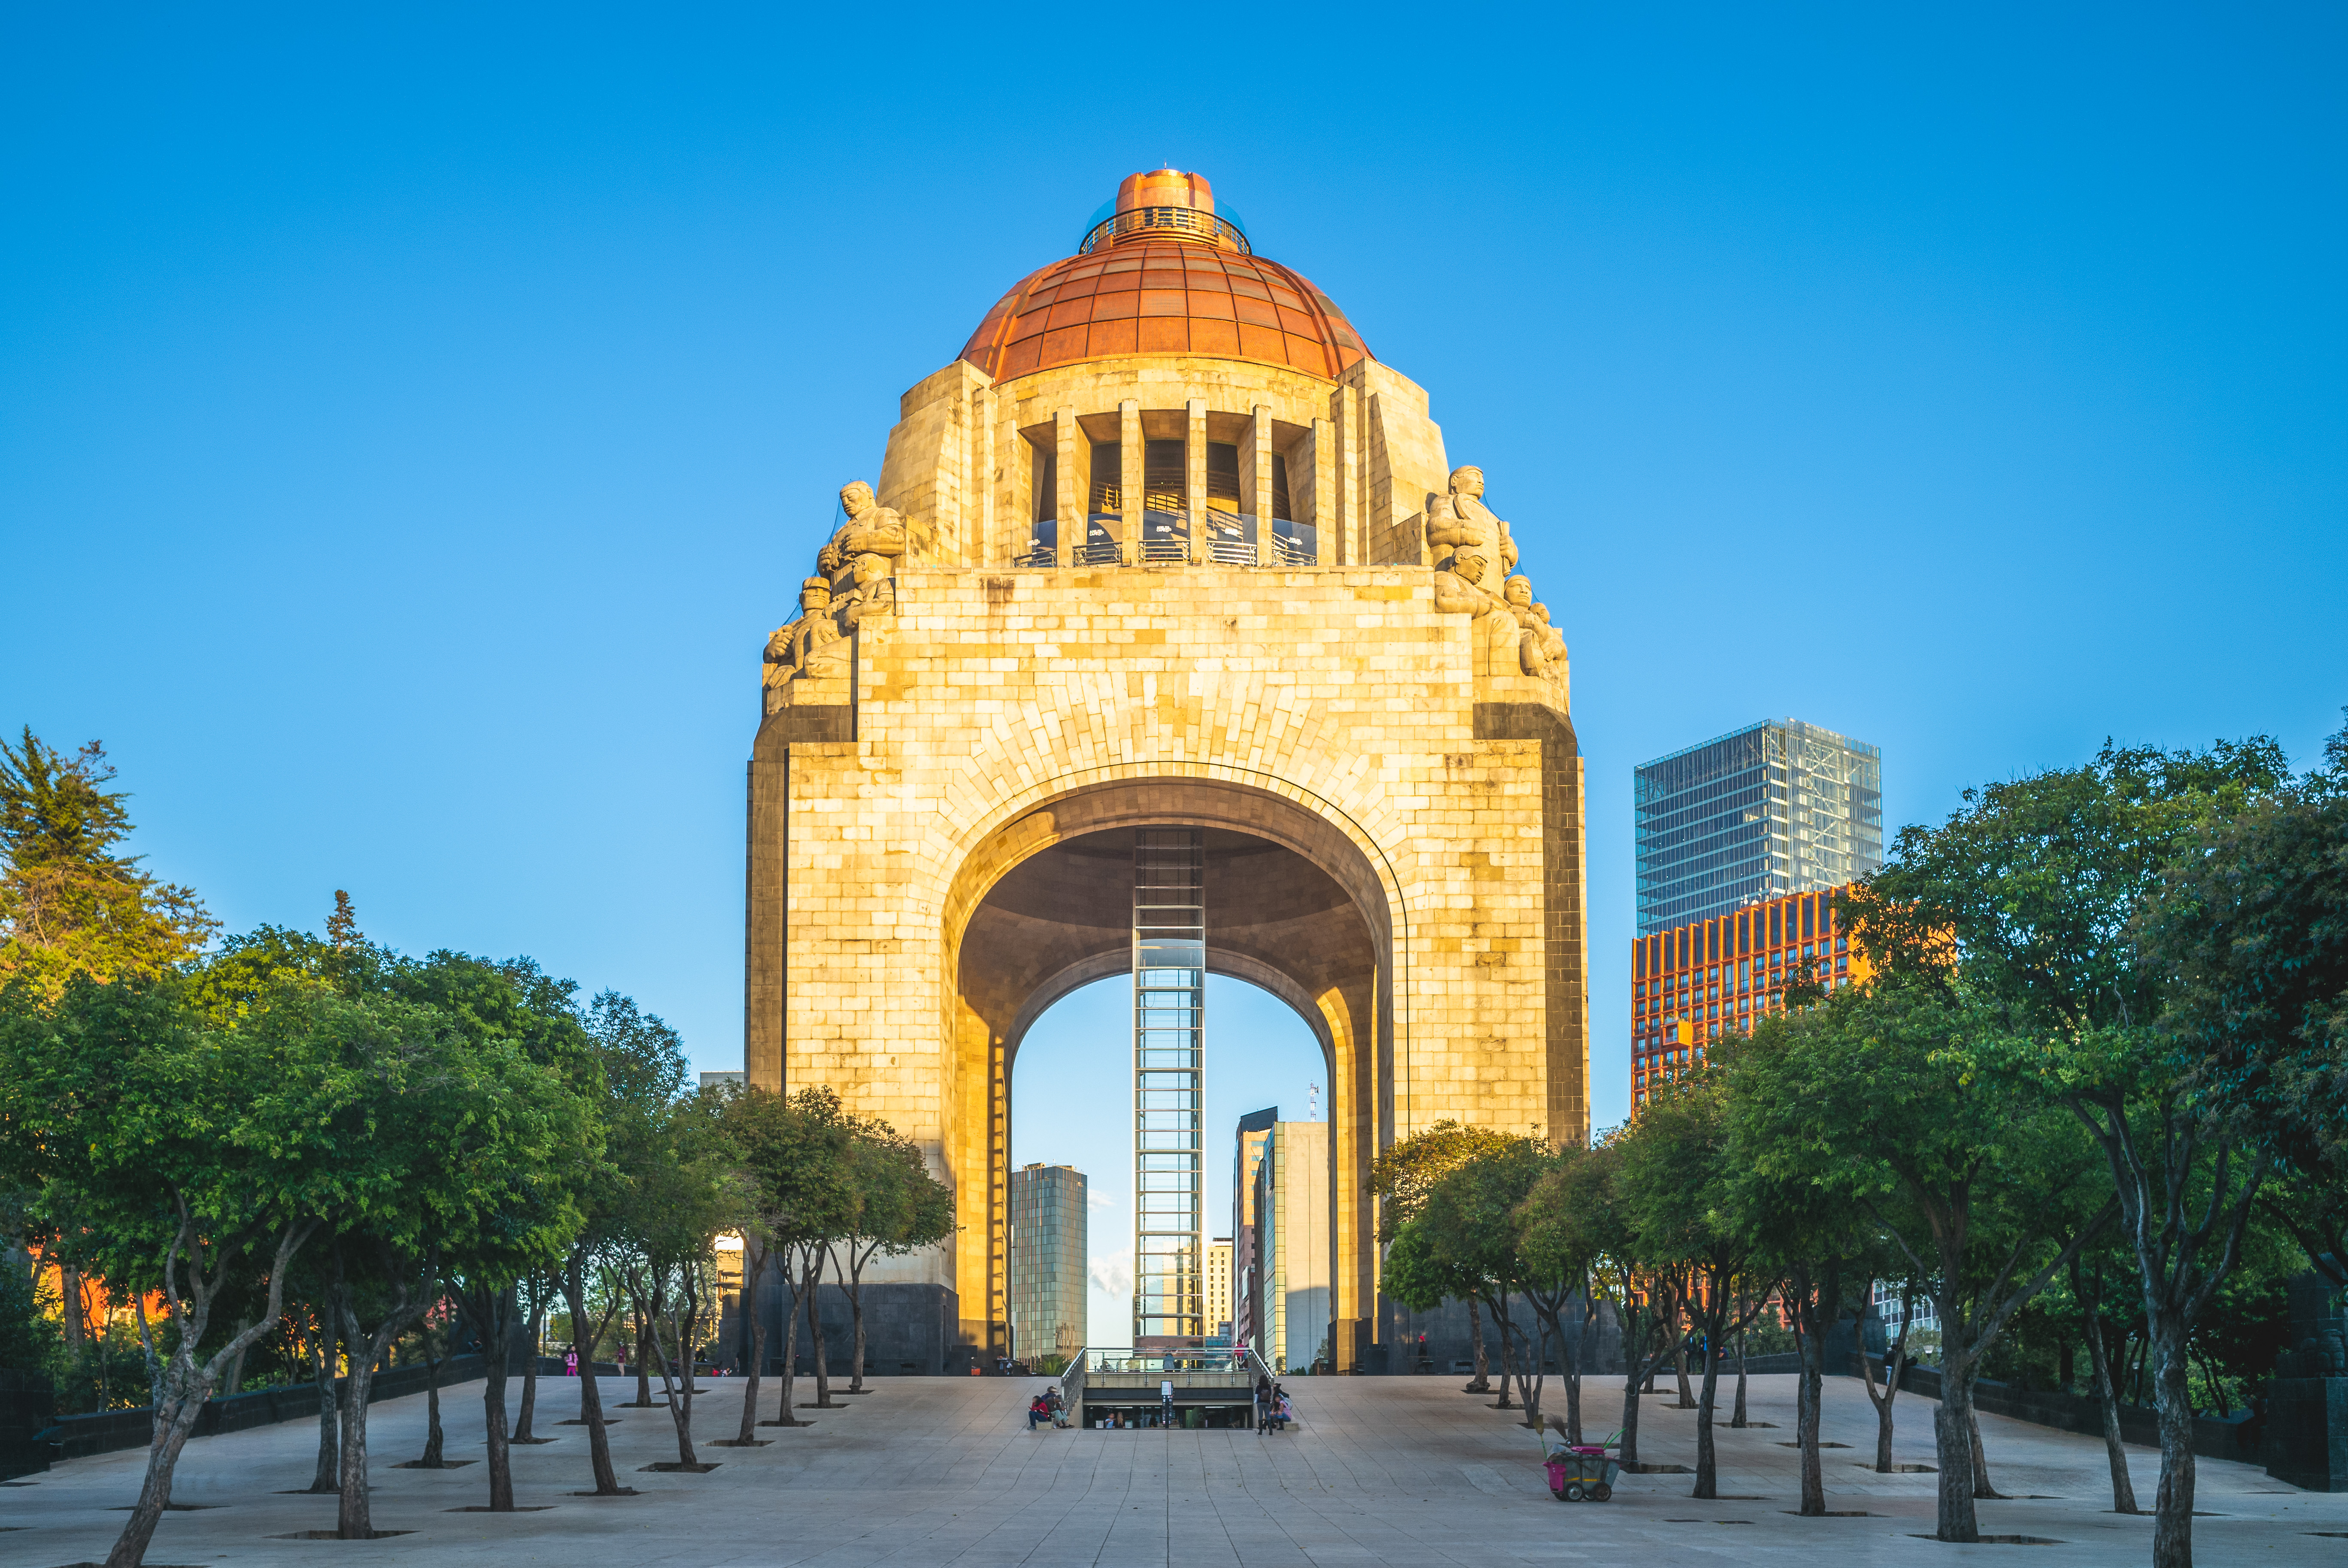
[564,1349,579,1377]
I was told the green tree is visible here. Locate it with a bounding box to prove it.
[2138,714,2348,1296]
[828,1119,954,1393]
[1730,975,2113,1540]
[1862,735,2292,1567]
[0,731,215,1001]
[1368,1120,1522,1391]
[610,1081,743,1469]
[0,974,360,1568]
[1417,1138,1557,1425]
[732,1086,855,1426]
[1617,1074,1772,1499]
[1511,1141,1611,1444]
[562,990,686,1493]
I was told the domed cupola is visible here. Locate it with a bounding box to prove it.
[959,170,1372,383]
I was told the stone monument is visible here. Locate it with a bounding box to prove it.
[745,169,1588,1368]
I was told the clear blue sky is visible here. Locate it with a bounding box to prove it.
[5,5,2342,1313]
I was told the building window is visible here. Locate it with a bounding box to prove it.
[1271,453,1293,521]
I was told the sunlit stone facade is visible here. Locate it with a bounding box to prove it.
[746,169,1588,1368]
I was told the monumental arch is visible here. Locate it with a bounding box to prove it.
[745,169,1587,1370]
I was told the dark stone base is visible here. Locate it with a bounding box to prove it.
[719,1272,960,1377]
[2266,1376,2348,1492]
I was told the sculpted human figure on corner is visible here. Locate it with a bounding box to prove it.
[1426,465,1516,617]
[816,480,931,631]
[761,576,844,714]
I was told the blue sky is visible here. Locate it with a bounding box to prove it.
[4,7,2342,1339]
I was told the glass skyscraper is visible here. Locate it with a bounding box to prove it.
[1634,718,1883,937]
[1007,1163,1087,1365]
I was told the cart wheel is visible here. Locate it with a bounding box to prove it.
[1590,1483,1612,1502]
[1562,1483,1584,1502]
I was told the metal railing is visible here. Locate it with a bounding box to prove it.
[1008,515,1320,569]
[1078,206,1250,256]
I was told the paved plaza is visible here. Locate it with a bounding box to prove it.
[5,1371,2344,1565]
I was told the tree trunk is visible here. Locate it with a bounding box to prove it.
[805,1247,838,1408]
[845,1245,869,1393]
[1931,1365,1982,1543]
[1796,1310,1825,1516]
[1693,1312,1725,1499]
[479,1290,514,1512]
[308,1331,339,1493]
[561,1257,622,1496]
[514,1296,544,1441]
[1463,1294,1490,1392]
[1488,1298,1516,1409]
[103,1381,203,1568]
[633,1315,653,1407]
[733,1239,767,1443]
[1559,1301,1584,1445]
[1673,1314,1697,1408]
[1969,1409,2004,1498]
[335,1341,383,1538]
[420,1353,444,1466]
[645,1291,698,1467]
[1731,1327,1749,1428]
[766,1250,805,1426]
[2084,1309,2139,1513]
[2150,1316,2198,1568]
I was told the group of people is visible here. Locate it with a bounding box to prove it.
[1254,1374,1294,1434]
[1025,1386,1070,1430]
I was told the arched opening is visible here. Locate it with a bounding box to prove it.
[1009,972,1329,1359]
[942,777,1397,1365]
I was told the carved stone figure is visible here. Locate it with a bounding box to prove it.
[1427,466,1521,618]
[1502,575,1551,677]
[1449,466,1518,577]
[817,480,924,629]
[1531,602,1567,669]
[761,577,844,713]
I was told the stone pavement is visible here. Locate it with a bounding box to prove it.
[5,1369,2344,1565]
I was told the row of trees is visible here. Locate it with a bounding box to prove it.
[0,730,954,1568]
[1380,716,2345,1568]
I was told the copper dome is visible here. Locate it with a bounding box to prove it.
[958,174,1372,383]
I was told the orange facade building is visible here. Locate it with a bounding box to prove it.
[1628,885,1868,1106]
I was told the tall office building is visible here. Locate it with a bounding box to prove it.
[1007,1163,1087,1364]
[1205,1238,1233,1340]
[1234,1115,1329,1374]
[1634,718,1883,937]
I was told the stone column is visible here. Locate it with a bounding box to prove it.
[1186,398,1207,565]
[1252,405,1275,566]
[1119,399,1142,565]
[1054,408,1080,568]
[1311,416,1336,566]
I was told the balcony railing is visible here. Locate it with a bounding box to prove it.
[1010,514,1320,568]
[1078,206,1251,256]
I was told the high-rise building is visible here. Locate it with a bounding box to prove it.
[1634,719,1883,937]
[1232,1108,1276,1359]
[1234,1114,1329,1374]
[1629,886,1871,1106]
[1007,1163,1087,1364]
[1205,1238,1232,1340]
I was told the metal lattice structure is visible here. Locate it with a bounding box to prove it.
[1132,828,1204,1342]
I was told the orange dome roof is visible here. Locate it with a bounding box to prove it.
[959,239,1373,384]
